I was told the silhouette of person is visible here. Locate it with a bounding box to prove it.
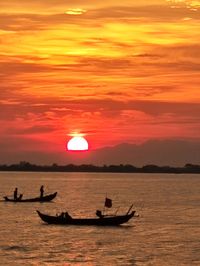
[18,194,23,201]
[14,188,18,200]
[65,212,72,220]
[40,185,44,198]
[96,210,103,218]
[60,212,65,219]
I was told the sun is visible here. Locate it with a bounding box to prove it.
[67,136,89,151]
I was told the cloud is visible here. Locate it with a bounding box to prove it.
[0,59,54,76]
[0,3,199,32]
[0,0,199,158]
[87,5,200,21]
[6,125,56,135]
[65,8,87,15]
[1,96,200,153]
[0,134,59,153]
[1,95,200,120]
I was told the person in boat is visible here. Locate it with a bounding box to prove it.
[14,187,18,200]
[40,185,44,198]
[60,212,65,218]
[65,212,72,220]
[18,194,23,201]
[96,210,104,218]
[60,212,72,220]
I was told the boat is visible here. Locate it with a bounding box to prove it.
[3,192,57,202]
[36,209,135,226]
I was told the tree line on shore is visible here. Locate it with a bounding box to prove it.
[0,161,200,173]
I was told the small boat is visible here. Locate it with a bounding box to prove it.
[36,209,135,226]
[3,192,57,203]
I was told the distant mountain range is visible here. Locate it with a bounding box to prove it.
[1,139,199,166]
[66,139,200,167]
[90,139,200,166]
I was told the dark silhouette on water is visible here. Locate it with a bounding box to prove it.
[40,185,44,198]
[3,192,57,202]
[13,188,23,201]
[37,198,136,226]
[105,197,112,208]
[37,210,135,226]
[18,194,23,200]
[14,187,18,200]
[96,210,104,218]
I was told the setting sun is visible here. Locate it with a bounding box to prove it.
[67,136,89,151]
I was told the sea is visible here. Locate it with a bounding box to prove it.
[0,172,199,266]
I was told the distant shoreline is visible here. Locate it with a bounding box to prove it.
[0,162,200,174]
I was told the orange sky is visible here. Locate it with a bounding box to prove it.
[0,0,200,160]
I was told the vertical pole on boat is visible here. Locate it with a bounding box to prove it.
[126,204,133,215]
[102,193,106,216]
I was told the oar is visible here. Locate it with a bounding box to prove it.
[126,204,134,215]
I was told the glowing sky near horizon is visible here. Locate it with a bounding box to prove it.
[0,0,199,157]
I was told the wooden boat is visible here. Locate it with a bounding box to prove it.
[3,192,57,202]
[36,210,135,226]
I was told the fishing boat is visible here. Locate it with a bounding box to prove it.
[36,209,135,226]
[3,192,57,203]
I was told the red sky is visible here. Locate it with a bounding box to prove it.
[0,0,200,163]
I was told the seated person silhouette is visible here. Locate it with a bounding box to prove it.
[65,212,72,220]
[60,212,72,220]
[18,194,23,201]
[96,210,104,218]
[60,212,65,219]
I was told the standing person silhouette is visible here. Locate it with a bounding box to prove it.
[40,185,44,198]
[14,187,18,200]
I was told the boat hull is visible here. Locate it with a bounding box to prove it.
[3,192,57,202]
[37,210,135,226]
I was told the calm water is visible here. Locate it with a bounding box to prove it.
[0,172,199,266]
